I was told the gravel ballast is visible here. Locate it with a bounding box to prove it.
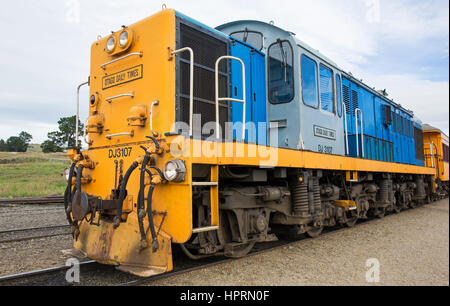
[0,200,448,285]
[146,198,449,286]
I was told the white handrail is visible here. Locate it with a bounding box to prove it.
[106,132,134,139]
[215,56,246,140]
[106,92,134,103]
[342,103,349,155]
[355,108,365,158]
[76,81,89,148]
[150,100,159,137]
[101,52,143,69]
[430,142,435,168]
[83,118,91,145]
[171,47,194,137]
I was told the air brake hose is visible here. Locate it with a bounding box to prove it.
[146,182,159,252]
[137,153,151,247]
[75,165,85,197]
[146,136,161,150]
[114,161,139,229]
[64,161,77,225]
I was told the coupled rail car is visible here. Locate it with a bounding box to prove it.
[64,8,446,276]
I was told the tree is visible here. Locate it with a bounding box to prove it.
[4,131,33,152]
[41,116,84,153]
[0,139,6,152]
[41,140,64,153]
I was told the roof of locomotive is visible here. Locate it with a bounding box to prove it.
[217,19,415,117]
[422,124,449,139]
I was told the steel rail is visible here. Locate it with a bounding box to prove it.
[0,260,96,285]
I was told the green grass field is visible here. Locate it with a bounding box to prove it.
[0,149,70,198]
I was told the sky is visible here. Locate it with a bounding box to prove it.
[0,0,448,143]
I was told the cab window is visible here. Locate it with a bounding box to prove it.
[301,54,318,108]
[268,40,294,104]
[230,30,263,51]
[320,64,334,113]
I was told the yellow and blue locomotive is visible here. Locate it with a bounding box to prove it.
[65,8,441,276]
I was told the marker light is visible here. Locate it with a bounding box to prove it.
[119,31,129,47]
[163,160,187,182]
[106,37,115,52]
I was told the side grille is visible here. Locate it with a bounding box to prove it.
[351,90,359,114]
[343,85,350,114]
[178,23,229,138]
[414,127,425,161]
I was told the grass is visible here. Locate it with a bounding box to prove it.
[0,151,70,198]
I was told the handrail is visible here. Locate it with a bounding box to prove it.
[215,56,246,140]
[83,118,91,145]
[106,92,134,103]
[101,52,143,69]
[150,100,159,137]
[76,81,89,148]
[343,102,349,155]
[171,47,194,136]
[355,108,365,158]
[106,131,134,139]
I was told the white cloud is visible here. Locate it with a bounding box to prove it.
[0,0,448,141]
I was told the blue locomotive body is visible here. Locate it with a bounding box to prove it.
[175,11,425,167]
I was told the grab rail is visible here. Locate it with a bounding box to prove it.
[106,131,134,140]
[215,56,246,140]
[355,108,365,158]
[150,100,159,137]
[76,81,89,148]
[83,118,91,145]
[343,102,349,155]
[101,52,143,69]
[171,47,194,136]
[106,92,134,103]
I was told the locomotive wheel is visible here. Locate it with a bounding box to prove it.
[218,211,256,258]
[375,208,386,218]
[306,226,324,238]
[393,204,402,214]
[226,242,256,258]
[345,211,358,227]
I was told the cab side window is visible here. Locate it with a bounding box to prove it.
[268,40,294,104]
[320,64,334,113]
[301,54,318,108]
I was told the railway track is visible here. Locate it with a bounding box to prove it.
[0,225,70,244]
[0,196,64,206]
[0,200,445,286]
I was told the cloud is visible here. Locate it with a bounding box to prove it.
[0,0,448,143]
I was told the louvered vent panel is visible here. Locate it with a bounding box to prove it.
[351,90,359,114]
[343,85,350,114]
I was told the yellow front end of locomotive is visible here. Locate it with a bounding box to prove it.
[69,9,194,276]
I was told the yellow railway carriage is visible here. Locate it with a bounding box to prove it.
[65,8,440,277]
[423,124,449,197]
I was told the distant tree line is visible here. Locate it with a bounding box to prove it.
[0,116,83,153]
[41,116,84,153]
[0,132,33,152]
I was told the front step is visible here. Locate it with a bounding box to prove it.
[192,165,219,234]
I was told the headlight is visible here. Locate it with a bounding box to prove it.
[63,167,71,182]
[163,160,187,182]
[106,36,115,52]
[119,31,129,47]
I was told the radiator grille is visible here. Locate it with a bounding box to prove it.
[178,23,229,138]
[414,127,425,161]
